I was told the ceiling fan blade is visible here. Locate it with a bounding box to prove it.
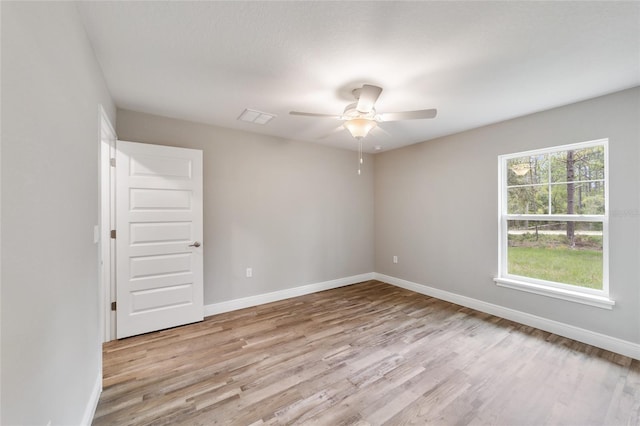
[318,125,346,139]
[356,84,383,113]
[379,109,437,121]
[373,124,391,136]
[289,111,342,119]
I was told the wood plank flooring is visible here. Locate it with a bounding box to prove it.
[93,281,640,425]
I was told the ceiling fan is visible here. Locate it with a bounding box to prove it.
[289,84,437,140]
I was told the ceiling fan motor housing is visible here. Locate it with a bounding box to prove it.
[343,102,377,120]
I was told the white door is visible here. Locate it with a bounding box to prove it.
[116,140,203,339]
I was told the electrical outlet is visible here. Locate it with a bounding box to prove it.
[393,256,398,264]
[246,267,252,278]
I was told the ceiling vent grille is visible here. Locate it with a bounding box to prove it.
[238,108,276,125]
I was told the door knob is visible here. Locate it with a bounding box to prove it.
[189,241,201,248]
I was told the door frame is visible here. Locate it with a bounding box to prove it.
[99,106,117,342]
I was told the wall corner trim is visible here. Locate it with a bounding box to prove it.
[374,273,640,361]
[203,272,375,317]
[82,368,103,426]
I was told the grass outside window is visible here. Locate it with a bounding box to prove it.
[506,224,603,290]
[508,246,602,289]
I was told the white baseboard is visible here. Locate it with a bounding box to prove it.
[81,368,102,426]
[204,272,375,317]
[202,271,640,360]
[375,273,640,361]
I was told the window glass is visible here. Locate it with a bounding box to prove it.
[507,220,603,289]
[507,155,549,186]
[499,140,607,295]
[507,185,548,214]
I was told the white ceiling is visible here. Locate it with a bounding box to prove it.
[77,1,640,153]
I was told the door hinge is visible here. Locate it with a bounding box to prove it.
[110,158,116,167]
[111,301,117,311]
[110,229,116,239]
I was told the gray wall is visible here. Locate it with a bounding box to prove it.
[1,2,115,425]
[375,87,640,343]
[116,110,375,305]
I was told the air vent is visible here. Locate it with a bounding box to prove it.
[238,109,276,125]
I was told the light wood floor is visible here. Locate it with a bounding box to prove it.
[94,281,640,425]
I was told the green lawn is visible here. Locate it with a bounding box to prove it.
[508,247,602,290]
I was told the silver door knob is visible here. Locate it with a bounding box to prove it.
[189,241,201,247]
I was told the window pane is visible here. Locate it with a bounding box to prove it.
[507,220,603,289]
[549,152,567,183]
[574,146,605,182]
[507,185,549,214]
[550,181,605,215]
[507,155,548,186]
[550,146,605,183]
[577,183,605,215]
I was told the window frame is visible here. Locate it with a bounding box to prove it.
[495,139,614,309]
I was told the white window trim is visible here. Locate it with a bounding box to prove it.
[494,278,614,309]
[495,138,614,309]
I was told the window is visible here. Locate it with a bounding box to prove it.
[495,139,614,309]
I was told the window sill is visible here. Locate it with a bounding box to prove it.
[494,277,615,310]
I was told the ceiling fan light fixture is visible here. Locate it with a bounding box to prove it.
[344,118,377,139]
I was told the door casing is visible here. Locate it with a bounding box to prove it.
[99,106,117,342]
